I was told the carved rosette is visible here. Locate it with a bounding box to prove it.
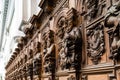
[87,23,105,64]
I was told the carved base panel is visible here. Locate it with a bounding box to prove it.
[43,78,49,80]
[59,76,68,80]
[87,74,108,80]
[33,76,39,80]
[117,69,120,80]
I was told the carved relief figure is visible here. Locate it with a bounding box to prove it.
[43,30,55,74]
[104,1,120,59]
[64,8,82,70]
[57,16,67,70]
[87,23,105,64]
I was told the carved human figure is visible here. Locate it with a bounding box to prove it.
[44,30,55,74]
[58,46,66,70]
[64,19,82,69]
[57,17,67,70]
[105,1,120,59]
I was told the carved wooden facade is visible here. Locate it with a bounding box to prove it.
[5,0,120,80]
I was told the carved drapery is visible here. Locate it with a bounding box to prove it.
[87,23,105,64]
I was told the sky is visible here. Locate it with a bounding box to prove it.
[0,0,5,79]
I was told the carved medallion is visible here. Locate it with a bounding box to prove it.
[87,23,105,64]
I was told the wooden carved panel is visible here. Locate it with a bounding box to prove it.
[87,23,105,64]
[82,0,106,24]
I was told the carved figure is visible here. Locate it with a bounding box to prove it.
[105,1,120,59]
[43,30,55,73]
[57,16,67,70]
[64,20,82,69]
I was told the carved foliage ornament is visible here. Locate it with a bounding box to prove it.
[87,23,105,64]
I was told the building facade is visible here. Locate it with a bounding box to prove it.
[5,0,120,80]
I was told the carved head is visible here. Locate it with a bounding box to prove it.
[47,30,54,47]
[57,17,67,39]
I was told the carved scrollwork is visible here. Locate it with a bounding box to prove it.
[87,23,105,64]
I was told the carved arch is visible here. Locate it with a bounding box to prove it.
[54,8,69,32]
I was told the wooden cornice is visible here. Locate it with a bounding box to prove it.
[39,0,45,7]
[15,48,20,53]
[29,15,38,24]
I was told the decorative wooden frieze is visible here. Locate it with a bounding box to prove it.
[87,23,105,64]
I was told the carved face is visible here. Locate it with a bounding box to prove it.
[66,20,73,32]
[57,17,67,39]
